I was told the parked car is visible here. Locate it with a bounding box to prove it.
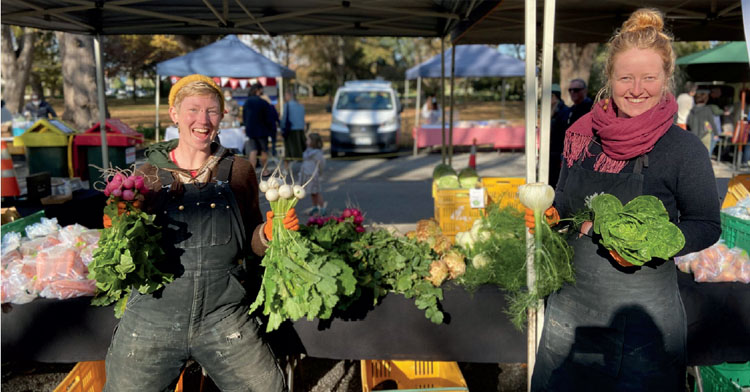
[329,80,402,157]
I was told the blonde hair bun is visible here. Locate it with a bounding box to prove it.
[621,8,664,33]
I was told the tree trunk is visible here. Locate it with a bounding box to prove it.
[556,43,599,105]
[57,32,102,130]
[1,26,35,114]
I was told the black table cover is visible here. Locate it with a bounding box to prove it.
[3,273,748,365]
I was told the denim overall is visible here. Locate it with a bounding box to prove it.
[531,153,687,391]
[104,156,286,392]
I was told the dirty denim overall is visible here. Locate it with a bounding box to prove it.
[531,152,687,391]
[105,156,286,392]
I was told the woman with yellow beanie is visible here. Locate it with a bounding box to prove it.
[103,74,296,391]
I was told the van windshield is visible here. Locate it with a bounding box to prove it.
[336,91,393,110]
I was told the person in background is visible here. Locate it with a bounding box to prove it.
[23,93,57,120]
[566,78,593,126]
[243,83,272,176]
[529,9,720,391]
[281,90,306,174]
[1,100,12,125]
[103,74,296,391]
[686,89,720,156]
[675,81,696,129]
[298,132,326,216]
[421,95,442,125]
[222,89,240,127]
[259,90,280,158]
[548,83,571,187]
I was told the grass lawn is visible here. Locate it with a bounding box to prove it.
[49,96,525,147]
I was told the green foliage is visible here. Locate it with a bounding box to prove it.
[88,201,173,318]
[249,197,357,333]
[588,194,685,266]
[456,204,575,330]
[299,220,445,324]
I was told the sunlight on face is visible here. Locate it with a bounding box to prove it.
[169,95,222,152]
[611,48,666,118]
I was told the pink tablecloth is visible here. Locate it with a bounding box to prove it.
[413,125,525,149]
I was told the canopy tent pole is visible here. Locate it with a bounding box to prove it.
[94,33,109,169]
[414,77,422,156]
[449,41,456,166]
[523,0,538,388]
[404,77,409,154]
[534,0,557,362]
[155,75,160,143]
[441,37,446,164]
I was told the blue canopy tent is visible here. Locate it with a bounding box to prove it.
[154,35,296,141]
[405,44,525,155]
[406,44,525,79]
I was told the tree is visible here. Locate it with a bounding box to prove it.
[30,30,62,98]
[56,32,102,130]
[103,35,184,101]
[556,43,599,105]
[1,25,36,113]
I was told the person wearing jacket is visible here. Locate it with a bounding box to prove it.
[103,74,297,391]
[528,9,721,391]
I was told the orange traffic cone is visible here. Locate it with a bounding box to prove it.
[468,138,477,170]
[1,141,21,197]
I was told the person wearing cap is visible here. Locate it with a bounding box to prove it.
[548,83,571,187]
[103,74,295,391]
[23,93,57,120]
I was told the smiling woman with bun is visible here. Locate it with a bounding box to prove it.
[103,75,295,391]
[527,9,721,391]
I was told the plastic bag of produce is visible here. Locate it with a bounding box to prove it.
[25,217,61,239]
[40,279,96,300]
[34,244,86,292]
[1,232,22,256]
[1,261,38,304]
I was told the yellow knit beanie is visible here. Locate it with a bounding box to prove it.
[168,74,224,112]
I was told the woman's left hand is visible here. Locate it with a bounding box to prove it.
[609,249,634,267]
[263,209,300,241]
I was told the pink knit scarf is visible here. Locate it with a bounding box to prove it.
[563,94,678,173]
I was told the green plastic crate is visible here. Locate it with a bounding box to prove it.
[720,213,750,252]
[696,362,750,392]
[0,210,46,237]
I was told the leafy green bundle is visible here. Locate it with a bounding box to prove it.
[249,198,357,333]
[589,194,685,266]
[88,201,173,318]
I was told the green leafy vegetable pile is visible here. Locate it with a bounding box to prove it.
[588,194,685,266]
[300,217,445,324]
[88,198,173,318]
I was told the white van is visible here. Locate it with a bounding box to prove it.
[329,80,401,157]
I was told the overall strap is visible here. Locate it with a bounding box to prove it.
[157,168,174,188]
[213,155,234,184]
[633,154,649,175]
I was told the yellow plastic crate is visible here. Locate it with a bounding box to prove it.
[481,177,525,211]
[360,360,469,392]
[434,188,485,240]
[54,361,106,392]
[54,360,194,392]
[722,174,750,209]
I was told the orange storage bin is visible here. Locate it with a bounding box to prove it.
[360,360,468,392]
[54,360,195,392]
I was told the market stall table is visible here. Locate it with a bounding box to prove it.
[164,126,248,154]
[2,275,748,366]
[413,123,525,152]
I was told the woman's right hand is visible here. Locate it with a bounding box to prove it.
[524,206,560,234]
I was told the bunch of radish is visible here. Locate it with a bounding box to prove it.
[259,164,317,236]
[307,207,366,233]
[95,167,150,226]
